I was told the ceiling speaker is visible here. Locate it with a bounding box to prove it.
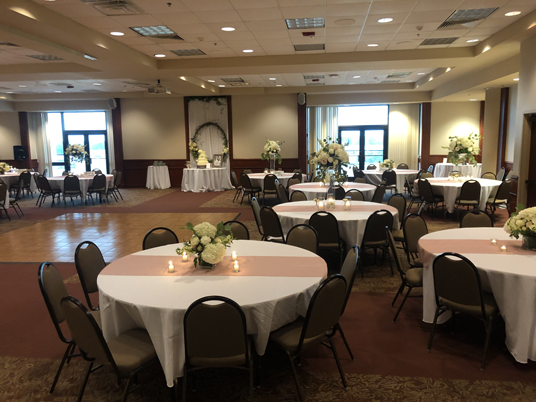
[108,98,117,109]
[298,93,306,105]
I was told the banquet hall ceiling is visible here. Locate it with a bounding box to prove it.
[0,0,534,102]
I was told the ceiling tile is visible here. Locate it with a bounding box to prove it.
[204,48,237,57]
[73,17,125,29]
[280,6,326,19]
[280,0,325,6]
[158,42,199,50]
[252,30,290,39]
[245,20,288,30]
[111,15,163,27]
[216,31,256,41]
[325,43,358,52]
[178,33,222,42]
[257,38,293,47]
[152,13,204,26]
[362,24,402,34]
[325,15,366,27]
[397,22,443,32]
[181,0,234,12]
[325,35,359,43]
[359,33,396,42]
[194,10,242,23]
[131,0,189,13]
[393,31,432,40]
[130,44,166,52]
[222,39,262,48]
[369,0,419,14]
[459,0,509,9]
[44,4,103,18]
[326,3,372,16]
[229,0,279,9]
[325,26,363,35]
[428,29,471,38]
[413,0,463,12]
[196,42,230,50]
[262,45,296,54]
[116,37,155,45]
[166,23,212,34]
[288,28,326,38]
[366,12,410,25]
[405,10,454,23]
[290,36,327,45]
[387,41,420,50]
[237,8,283,21]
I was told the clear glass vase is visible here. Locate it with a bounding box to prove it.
[269,153,276,173]
[197,258,219,270]
[522,236,536,251]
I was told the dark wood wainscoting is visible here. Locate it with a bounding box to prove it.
[4,159,39,171]
[123,159,188,188]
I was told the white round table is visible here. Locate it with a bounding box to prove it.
[247,173,306,190]
[146,166,171,189]
[415,177,502,214]
[418,227,536,364]
[289,182,377,201]
[97,240,326,387]
[363,169,420,192]
[0,172,37,201]
[181,167,233,193]
[433,163,482,178]
[47,174,114,202]
[273,200,399,247]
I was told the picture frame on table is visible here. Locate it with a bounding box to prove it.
[213,154,223,167]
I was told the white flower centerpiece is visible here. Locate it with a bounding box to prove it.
[65,144,88,163]
[379,159,395,170]
[504,205,536,250]
[261,139,284,171]
[177,222,233,268]
[309,138,350,184]
[0,162,11,174]
[442,133,480,166]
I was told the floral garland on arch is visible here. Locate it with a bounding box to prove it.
[189,122,229,163]
[442,133,480,166]
[309,138,350,184]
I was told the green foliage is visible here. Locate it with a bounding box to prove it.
[187,96,227,106]
[190,122,229,163]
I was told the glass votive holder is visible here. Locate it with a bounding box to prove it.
[501,245,507,251]
[344,198,351,210]
[168,260,175,273]
[233,260,240,273]
[491,239,497,245]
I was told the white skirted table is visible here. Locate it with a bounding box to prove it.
[273,200,399,247]
[146,166,171,189]
[247,173,306,190]
[181,168,233,193]
[433,163,482,178]
[47,175,114,202]
[97,240,327,387]
[288,182,377,201]
[363,169,420,191]
[0,172,37,202]
[419,227,536,364]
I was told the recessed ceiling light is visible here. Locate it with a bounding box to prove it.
[130,26,179,39]
[122,90,127,92]
[466,39,479,43]
[514,78,519,81]
[221,27,235,31]
[367,43,379,47]
[84,54,97,60]
[429,77,433,81]
[243,49,254,53]
[505,11,521,17]
[9,7,37,20]
[470,99,477,101]
[286,18,325,30]
[201,84,205,88]
[6,91,13,94]
[378,18,393,23]
[154,54,166,58]
[110,32,124,36]
[179,76,186,80]
[93,83,101,86]
[348,83,355,85]
[55,90,61,93]
[352,75,361,78]
[219,85,225,87]
[19,85,26,88]
[208,80,215,83]
[276,84,282,87]
[446,67,451,72]
[269,78,277,80]
[417,72,425,75]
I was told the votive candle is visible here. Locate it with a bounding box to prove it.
[182,252,188,262]
[501,245,507,251]
[318,201,324,210]
[232,251,237,261]
[344,198,351,210]
[491,239,497,245]
[168,261,175,273]
[233,260,240,273]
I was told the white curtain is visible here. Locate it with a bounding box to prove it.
[307,106,338,152]
[388,104,420,170]
[188,98,229,175]
[106,110,115,173]
[29,112,51,175]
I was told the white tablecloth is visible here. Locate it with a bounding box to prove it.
[415,177,502,213]
[288,182,377,201]
[98,240,326,386]
[434,163,482,178]
[419,227,536,364]
[274,200,399,247]
[181,168,233,193]
[0,172,38,203]
[248,173,306,190]
[48,175,114,202]
[363,169,420,192]
[146,166,171,189]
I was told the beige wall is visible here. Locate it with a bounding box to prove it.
[232,94,298,159]
[430,101,481,155]
[0,112,20,160]
[482,88,501,173]
[506,84,518,162]
[121,98,186,160]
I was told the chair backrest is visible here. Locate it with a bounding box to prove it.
[64,175,81,192]
[222,220,250,240]
[0,183,7,204]
[114,171,122,187]
[505,170,514,181]
[37,175,53,192]
[397,163,409,169]
[432,253,488,318]
[366,164,376,170]
[93,169,102,175]
[75,241,107,301]
[382,170,396,186]
[286,224,318,254]
[345,189,364,201]
[353,177,367,183]
[420,172,433,179]
[263,174,277,191]
[496,167,506,181]
[361,210,393,245]
[240,173,253,190]
[460,210,493,228]
[494,179,511,201]
[250,197,263,235]
[92,174,106,191]
[291,172,302,181]
[287,178,301,188]
[352,166,365,178]
[259,207,285,240]
[387,230,405,282]
[340,246,358,314]
[276,183,289,203]
[417,179,435,203]
[13,181,23,202]
[403,214,428,254]
[427,164,434,173]
[481,171,496,180]
[62,171,69,176]
[293,169,302,174]
[38,262,70,343]
[231,170,240,187]
[371,184,386,203]
[290,190,307,202]
[329,186,346,200]
[243,169,252,174]
[458,180,481,202]
[309,211,342,246]
[184,296,249,367]
[143,227,179,250]
[42,168,48,177]
[298,275,347,351]
[388,194,406,222]
[416,170,426,179]
[33,173,40,190]
[19,171,31,186]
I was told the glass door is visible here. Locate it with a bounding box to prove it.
[67,134,87,175]
[364,129,387,168]
[66,133,109,174]
[339,129,361,176]
[338,126,388,170]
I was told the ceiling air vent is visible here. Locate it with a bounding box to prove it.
[130,26,183,40]
[387,72,411,78]
[50,82,72,86]
[438,8,498,29]
[171,49,206,56]
[228,82,250,87]
[27,54,64,61]
[286,18,325,29]
[421,37,458,46]
[81,89,102,92]
[294,44,325,51]
[122,80,151,88]
[80,0,141,16]
[221,78,245,83]
[303,75,325,86]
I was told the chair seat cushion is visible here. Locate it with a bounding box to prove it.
[318,242,341,249]
[405,268,423,286]
[487,198,507,205]
[441,292,498,317]
[269,317,327,353]
[456,199,479,205]
[91,310,102,328]
[363,240,387,248]
[191,353,246,368]
[410,258,423,268]
[392,229,404,242]
[108,329,157,375]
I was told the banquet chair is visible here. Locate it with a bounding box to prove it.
[359,210,393,275]
[417,179,444,219]
[240,173,261,205]
[61,296,157,402]
[388,193,406,242]
[353,166,365,178]
[420,172,433,179]
[460,210,493,228]
[481,172,496,180]
[9,181,24,217]
[496,167,506,181]
[382,170,397,193]
[290,190,307,202]
[111,171,123,201]
[404,173,417,195]
[366,164,377,170]
[42,167,48,177]
[0,182,11,221]
[33,174,41,205]
[37,175,62,207]
[223,220,250,240]
[62,171,69,176]
[88,174,113,204]
[276,182,290,203]
[416,170,426,179]
[345,189,364,201]
[504,169,514,181]
[75,241,107,311]
[38,262,101,394]
[427,253,498,371]
[293,169,302,174]
[262,174,278,205]
[371,184,386,203]
[243,169,252,174]
[310,211,347,268]
[260,207,285,243]
[231,170,243,203]
[250,197,264,240]
[287,177,301,190]
[427,164,434,173]
[291,172,302,181]
[182,296,255,401]
[486,180,511,221]
[454,180,481,221]
[286,224,318,254]
[353,177,367,183]
[63,175,84,207]
[397,163,409,169]
[328,186,346,200]
[269,275,348,402]
[388,230,422,322]
[10,171,32,198]
[143,227,179,250]
[337,246,359,360]
[403,214,428,268]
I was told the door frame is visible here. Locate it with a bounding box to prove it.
[338,125,389,170]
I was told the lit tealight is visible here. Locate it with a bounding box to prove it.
[233,260,240,273]
[182,252,188,262]
[168,261,175,273]
[232,251,237,261]
[491,239,497,245]
[501,245,507,251]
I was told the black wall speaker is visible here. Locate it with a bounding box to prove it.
[13,145,27,161]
